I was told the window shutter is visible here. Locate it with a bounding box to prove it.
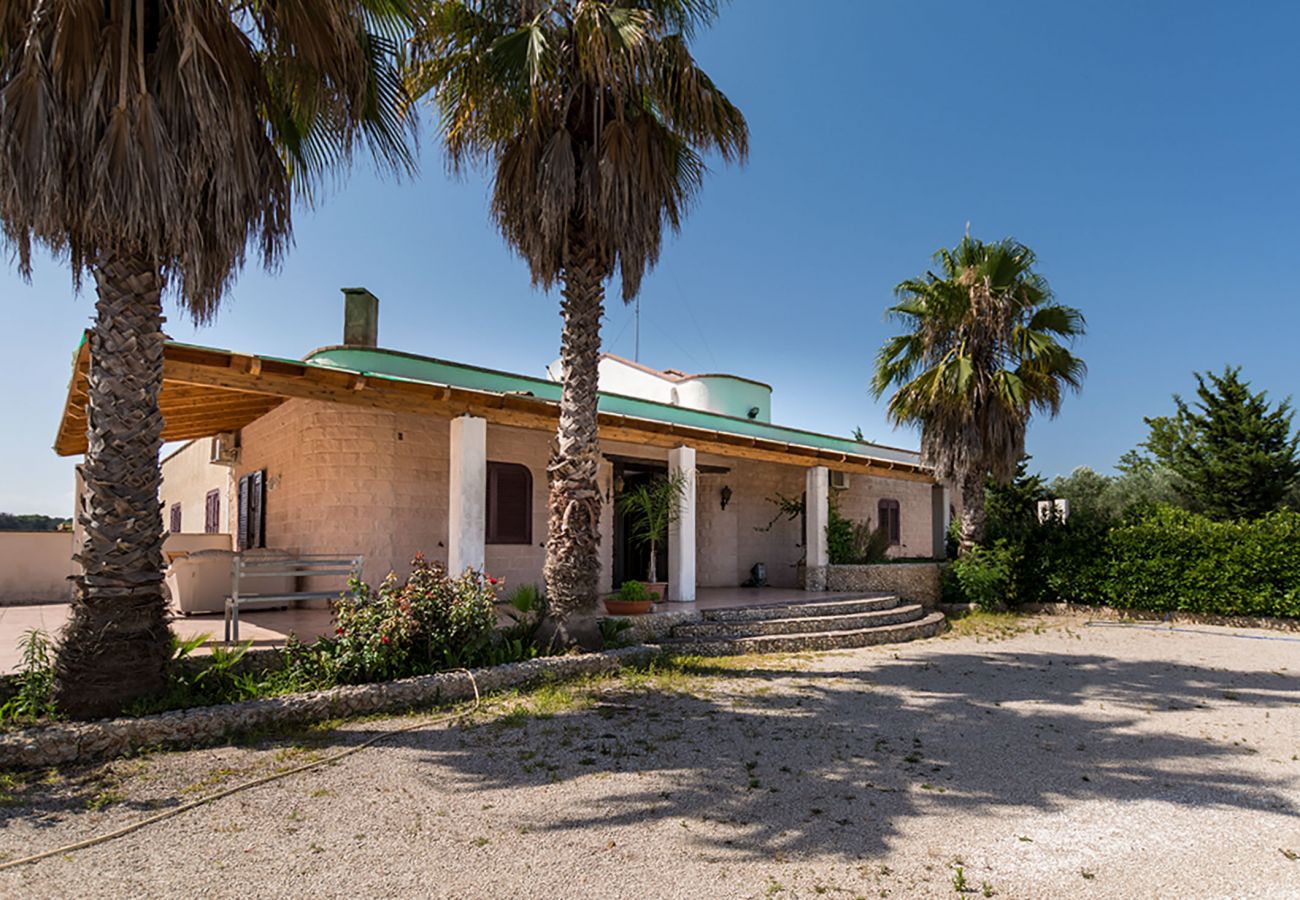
[237,475,250,551]
[878,499,901,546]
[204,490,220,534]
[249,470,266,549]
[169,503,182,534]
[486,462,532,544]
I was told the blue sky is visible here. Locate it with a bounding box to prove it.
[4,0,1299,516]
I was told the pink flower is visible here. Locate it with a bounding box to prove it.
[381,635,390,644]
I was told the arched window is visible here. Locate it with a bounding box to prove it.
[878,498,901,546]
[487,462,533,544]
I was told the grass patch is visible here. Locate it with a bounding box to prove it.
[943,610,1032,640]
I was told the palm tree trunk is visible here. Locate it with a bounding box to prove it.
[541,226,604,648]
[54,253,172,718]
[956,470,986,555]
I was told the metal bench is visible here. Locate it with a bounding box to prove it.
[224,553,363,643]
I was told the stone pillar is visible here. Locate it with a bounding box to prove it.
[448,415,486,574]
[667,446,697,603]
[932,483,950,559]
[805,466,830,591]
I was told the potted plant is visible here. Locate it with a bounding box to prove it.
[616,470,687,603]
[604,579,655,616]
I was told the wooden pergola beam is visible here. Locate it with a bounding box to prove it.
[54,339,936,484]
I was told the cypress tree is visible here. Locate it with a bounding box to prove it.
[1153,367,1300,520]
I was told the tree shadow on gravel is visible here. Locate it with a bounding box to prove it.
[359,647,1300,861]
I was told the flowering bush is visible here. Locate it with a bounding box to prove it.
[320,555,500,684]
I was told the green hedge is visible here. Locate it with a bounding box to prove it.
[958,505,1300,619]
[1102,507,1300,618]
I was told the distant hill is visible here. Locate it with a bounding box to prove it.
[0,513,72,532]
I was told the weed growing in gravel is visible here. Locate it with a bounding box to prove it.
[951,865,968,892]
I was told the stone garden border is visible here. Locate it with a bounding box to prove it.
[0,645,658,770]
[1019,602,1300,632]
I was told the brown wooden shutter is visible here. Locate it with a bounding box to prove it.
[249,470,266,549]
[486,462,532,544]
[237,475,250,550]
[878,499,901,545]
[204,490,220,534]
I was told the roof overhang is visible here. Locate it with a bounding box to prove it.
[54,338,935,484]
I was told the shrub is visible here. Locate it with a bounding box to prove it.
[617,580,653,603]
[1103,507,1300,617]
[951,542,1018,611]
[321,554,499,684]
[826,505,889,565]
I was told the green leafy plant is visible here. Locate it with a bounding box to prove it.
[951,542,1018,611]
[826,504,890,565]
[755,491,804,533]
[617,472,688,583]
[0,629,55,723]
[598,618,636,648]
[321,554,500,683]
[617,580,653,603]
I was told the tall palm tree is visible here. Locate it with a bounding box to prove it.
[872,236,1086,554]
[407,0,746,644]
[1,1,415,718]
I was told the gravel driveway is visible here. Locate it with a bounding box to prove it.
[1,615,1297,898]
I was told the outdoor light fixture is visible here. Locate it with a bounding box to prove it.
[720,485,733,510]
[747,406,760,419]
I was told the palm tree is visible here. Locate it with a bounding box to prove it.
[0,2,415,718]
[407,0,747,645]
[871,236,1086,554]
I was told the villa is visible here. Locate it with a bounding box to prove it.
[53,289,951,604]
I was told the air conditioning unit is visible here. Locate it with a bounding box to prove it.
[210,432,240,466]
[829,470,850,490]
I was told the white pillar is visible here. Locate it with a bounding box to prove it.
[805,466,829,590]
[448,415,487,574]
[667,446,697,603]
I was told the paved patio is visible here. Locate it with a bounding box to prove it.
[0,587,864,674]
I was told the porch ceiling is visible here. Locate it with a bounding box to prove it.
[53,337,935,484]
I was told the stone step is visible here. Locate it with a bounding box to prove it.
[673,603,927,638]
[658,611,948,656]
[700,595,900,623]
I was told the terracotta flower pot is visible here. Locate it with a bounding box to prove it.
[644,581,668,603]
[603,597,653,616]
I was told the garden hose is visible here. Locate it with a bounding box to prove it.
[0,670,482,872]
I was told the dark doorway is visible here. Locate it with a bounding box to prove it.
[611,458,669,588]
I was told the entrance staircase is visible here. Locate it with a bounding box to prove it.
[657,595,946,656]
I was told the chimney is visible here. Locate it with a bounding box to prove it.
[342,287,379,347]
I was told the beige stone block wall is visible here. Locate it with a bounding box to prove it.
[160,439,232,536]
[483,423,551,596]
[0,532,75,604]
[833,473,938,559]
[234,400,450,589]
[224,402,938,598]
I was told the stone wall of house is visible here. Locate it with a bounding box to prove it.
[833,472,940,559]
[482,423,551,595]
[226,403,937,597]
[825,562,944,607]
[234,400,450,588]
[160,439,233,537]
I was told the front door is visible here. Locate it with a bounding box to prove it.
[611,459,669,589]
